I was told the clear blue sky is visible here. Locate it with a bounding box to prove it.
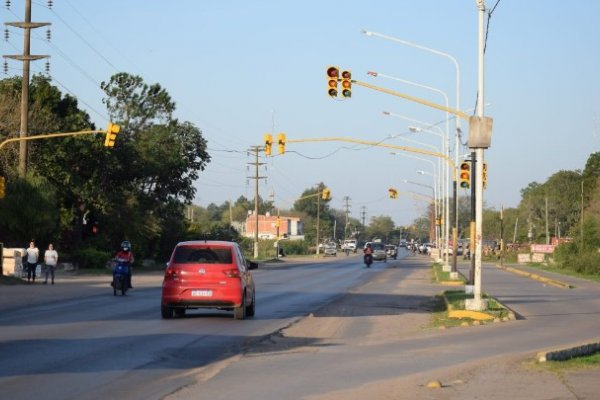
[3,1,599,226]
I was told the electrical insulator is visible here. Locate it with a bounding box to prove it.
[3,61,8,75]
[45,61,50,74]
[5,1,11,10]
[48,0,53,8]
[4,28,9,41]
[46,29,51,41]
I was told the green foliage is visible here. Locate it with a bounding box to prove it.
[365,215,395,242]
[70,247,112,270]
[0,175,59,247]
[185,220,241,242]
[279,240,310,255]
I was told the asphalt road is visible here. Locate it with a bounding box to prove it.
[1,250,599,399]
[0,253,377,400]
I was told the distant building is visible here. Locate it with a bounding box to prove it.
[244,212,304,240]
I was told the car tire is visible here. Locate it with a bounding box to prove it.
[161,304,174,319]
[234,294,246,320]
[246,292,255,317]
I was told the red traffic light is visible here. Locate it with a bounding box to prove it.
[327,66,339,78]
[341,70,351,79]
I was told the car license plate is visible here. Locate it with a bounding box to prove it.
[191,290,212,297]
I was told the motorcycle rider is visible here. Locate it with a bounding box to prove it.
[363,243,373,267]
[114,240,135,288]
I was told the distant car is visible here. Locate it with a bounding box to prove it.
[369,242,387,262]
[385,244,398,259]
[418,243,435,254]
[323,243,337,256]
[161,240,257,320]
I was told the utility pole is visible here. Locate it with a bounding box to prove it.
[4,0,50,177]
[247,146,266,258]
[360,206,367,242]
[342,196,351,241]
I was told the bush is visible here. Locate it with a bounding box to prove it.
[279,240,310,255]
[70,247,112,270]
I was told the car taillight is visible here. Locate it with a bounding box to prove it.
[164,268,180,281]
[222,269,241,278]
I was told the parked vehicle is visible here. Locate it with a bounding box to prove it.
[111,261,130,296]
[161,240,257,320]
[323,242,337,257]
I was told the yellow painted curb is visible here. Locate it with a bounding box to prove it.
[448,309,494,321]
[497,264,572,289]
[440,280,464,286]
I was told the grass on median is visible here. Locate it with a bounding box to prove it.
[526,352,600,376]
[428,287,513,329]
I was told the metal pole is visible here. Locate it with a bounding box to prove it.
[316,193,320,256]
[470,151,476,284]
[254,149,259,259]
[471,0,487,311]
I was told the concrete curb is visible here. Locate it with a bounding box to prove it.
[495,264,573,289]
[537,339,600,362]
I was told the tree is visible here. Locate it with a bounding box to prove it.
[365,215,395,242]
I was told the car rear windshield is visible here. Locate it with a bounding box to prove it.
[173,246,233,264]
[371,243,385,250]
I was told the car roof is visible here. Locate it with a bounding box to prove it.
[176,240,238,247]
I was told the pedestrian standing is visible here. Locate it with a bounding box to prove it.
[25,241,40,283]
[44,243,58,285]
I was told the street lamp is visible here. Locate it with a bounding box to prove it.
[403,179,437,250]
[384,111,451,267]
[389,152,441,249]
[364,29,462,274]
[416,170,439,248]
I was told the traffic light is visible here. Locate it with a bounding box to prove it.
[0,176,5,199]
[483,162,488,189]
[264,134,273,156]
[341,70,352,98]
[104,122,120,147]
[277,133,286,155]
[460,161,471,189]
[326,66,339,97]
[321,188,331,200]
[388,188,398,199]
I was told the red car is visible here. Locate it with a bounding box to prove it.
[161,240,257,320]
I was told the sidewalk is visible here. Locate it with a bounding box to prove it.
[0,269,164,313]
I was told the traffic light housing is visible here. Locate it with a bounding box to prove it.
[104,122,120,147]
[388,188,398,199]
[460,161,471,189]
[322,188,331,200]
[326,66,339,97]
[264,134,273,156]
[277,133,286,155]
[483,162,488,189]
[0,176,5,199]
[341,70,352,98]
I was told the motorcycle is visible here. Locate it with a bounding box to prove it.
[111,261,130,296]
[363,253,373,268]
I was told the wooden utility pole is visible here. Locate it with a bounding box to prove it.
[4,0,50,176]
[247,146,266,258]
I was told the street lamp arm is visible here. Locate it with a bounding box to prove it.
[0,129,103,151]
[353,79,468,120]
